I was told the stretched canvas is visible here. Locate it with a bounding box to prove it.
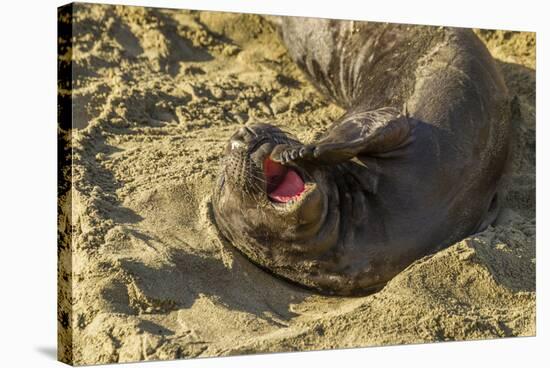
[58,2,536,365]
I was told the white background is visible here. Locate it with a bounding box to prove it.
[0,0,545,367]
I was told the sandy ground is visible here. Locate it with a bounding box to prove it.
[58,3,536,365]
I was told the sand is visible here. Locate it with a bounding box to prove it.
[57,3,536,365]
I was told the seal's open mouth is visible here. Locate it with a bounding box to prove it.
[264,158,305,203]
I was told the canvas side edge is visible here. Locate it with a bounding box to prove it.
[58,3,75,366]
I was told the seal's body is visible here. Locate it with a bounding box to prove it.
[212,18,512,295]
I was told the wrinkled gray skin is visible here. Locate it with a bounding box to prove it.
[212,18,513,295]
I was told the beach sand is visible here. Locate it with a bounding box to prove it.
[58,3,536,365]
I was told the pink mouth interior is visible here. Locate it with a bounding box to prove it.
[264,158,305,203]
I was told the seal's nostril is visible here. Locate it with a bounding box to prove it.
[245,126,257,137]
[237,126,249,137]
[236,125,257,139]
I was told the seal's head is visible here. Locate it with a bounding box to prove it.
[213,124,338,284]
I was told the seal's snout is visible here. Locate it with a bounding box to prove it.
[222,123,308,202]
[228,125,256,151]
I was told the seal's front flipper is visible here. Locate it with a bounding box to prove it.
[272,107,415,165]
[270,144,316,165]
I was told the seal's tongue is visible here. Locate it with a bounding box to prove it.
[264,158,305,203]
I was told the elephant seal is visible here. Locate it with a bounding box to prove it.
[212,18,513,295]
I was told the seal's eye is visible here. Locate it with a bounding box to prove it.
[230,140,245,150]
[227,126,257,153]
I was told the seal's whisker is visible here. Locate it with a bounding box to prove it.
[246,171,266,182]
